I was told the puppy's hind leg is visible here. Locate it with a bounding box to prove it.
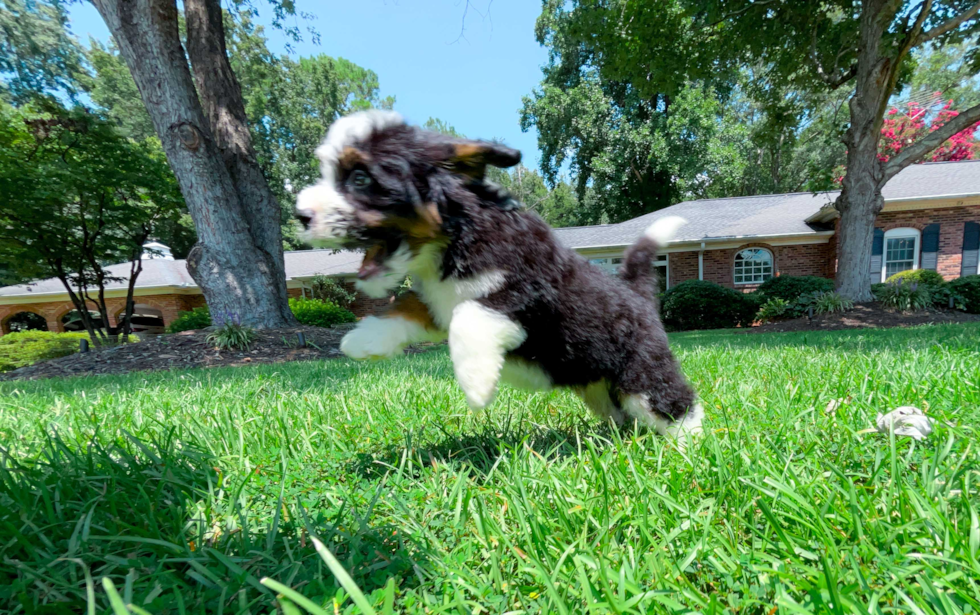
[448,301,526,410]
[577,381,625,427]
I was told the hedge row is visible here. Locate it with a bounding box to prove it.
[661,273,980,331]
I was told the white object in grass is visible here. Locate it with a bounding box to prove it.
[875,406,934,440]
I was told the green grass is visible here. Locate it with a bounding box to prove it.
[1,323,979,614]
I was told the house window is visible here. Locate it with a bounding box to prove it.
[588,255,669,288]
[733,248,773,285]
[882,227,920,281]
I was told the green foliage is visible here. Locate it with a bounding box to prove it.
[308,275,356,308]
[660,280,757,331]
[3,324,980,611]
[234,16,395,250]
[206,322,258,351]
[757,276,835,305]
[288,298,356,328]
[873,279,933,312]
[0,101,185,339]
[167,307,212,333]
[948,275,980,313]
[806,291,855,315]
[0,0,85,103]
[886,269,946,287]
[0,330,88,372]
[756,297,789,323]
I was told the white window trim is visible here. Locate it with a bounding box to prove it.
[733,247,774,285]
[655,254,669,289]
[587,254,669,288]
[882,227,921,282]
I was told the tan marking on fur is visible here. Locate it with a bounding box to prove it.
[338,146,368,169]
[386,292,437,330]
[356,210,386,227]
[450,143,487,178]
[414,201,443,231]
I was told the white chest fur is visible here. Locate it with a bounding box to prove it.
[407,245,506,330]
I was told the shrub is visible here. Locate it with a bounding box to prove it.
[206,322,257,351]
[0,331,89,373]
[309,275,356,308]
[886,269,945,287]
[948,275,980,313]
[757,276,834,304]
[661,280,758,331]
[288,298,357,328]
[168,307,211,333]
[873,279,932,312]
[794,291,854,314]
[756,298,789,323]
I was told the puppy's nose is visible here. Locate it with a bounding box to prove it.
[296,209,314,229]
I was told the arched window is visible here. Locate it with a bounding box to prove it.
[734,248,773,285]
[882,227,921,281]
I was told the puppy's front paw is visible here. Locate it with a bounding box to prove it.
[340,319,404,360]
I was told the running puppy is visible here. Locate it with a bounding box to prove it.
[296,111,703,439]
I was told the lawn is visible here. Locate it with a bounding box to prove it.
[1,324,979,614]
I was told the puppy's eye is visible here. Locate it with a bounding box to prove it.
[348,169,372,190]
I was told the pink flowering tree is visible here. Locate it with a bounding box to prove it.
[836,97,979,182]
[879,98,980,162]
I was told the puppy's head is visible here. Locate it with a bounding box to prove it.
[295,110,520,282]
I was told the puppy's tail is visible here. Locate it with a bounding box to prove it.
[620,216,687,299]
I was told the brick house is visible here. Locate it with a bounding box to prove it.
[2,160,978,335]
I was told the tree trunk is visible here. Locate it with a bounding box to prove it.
[184,0,294,325]
[833,0,890,302]
[90,0,294,328]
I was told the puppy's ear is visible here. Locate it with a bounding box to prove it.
[449,141,521,180]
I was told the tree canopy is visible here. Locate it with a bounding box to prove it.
[0,101,184,340]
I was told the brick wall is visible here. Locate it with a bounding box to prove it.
[666,242,833,290]
[873,205,980,280]
[0,293,206,335]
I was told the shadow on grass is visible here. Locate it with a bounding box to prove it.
[347,417,620,480]
[0,432,426,613]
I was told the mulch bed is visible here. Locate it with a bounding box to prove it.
[1,324,433,382]
[746,303,980,334]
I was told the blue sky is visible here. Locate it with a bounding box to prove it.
[67,0,549,166]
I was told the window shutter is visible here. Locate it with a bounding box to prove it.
[962,222,980,277]
[921,224,940,271]
[869,228,884,285]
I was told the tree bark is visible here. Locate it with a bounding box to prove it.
[90,0,294,328]
[184,0,294,324]
[834,0,891,302]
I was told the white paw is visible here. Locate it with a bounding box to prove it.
[340,318,406,360]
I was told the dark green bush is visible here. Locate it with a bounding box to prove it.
[661,281,758,331]
[167,307,211,333]
[886,269,945,287]
[948,275,980,314]
[757,276,834,304]
[288,298,356,328]
[309,275,356,307]
[0,331,89,372]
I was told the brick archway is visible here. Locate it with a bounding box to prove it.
[0,308,48,334]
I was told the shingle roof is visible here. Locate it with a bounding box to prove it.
[0,258,199,298]
[0,249,366,298]
[554,159,980,249]
[3,160,978,299]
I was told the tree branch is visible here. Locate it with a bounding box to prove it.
[810,24,858,89]
[883,101,980,181]
[916,1,980,45]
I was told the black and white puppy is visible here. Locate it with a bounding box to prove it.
[296,111,703,439]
